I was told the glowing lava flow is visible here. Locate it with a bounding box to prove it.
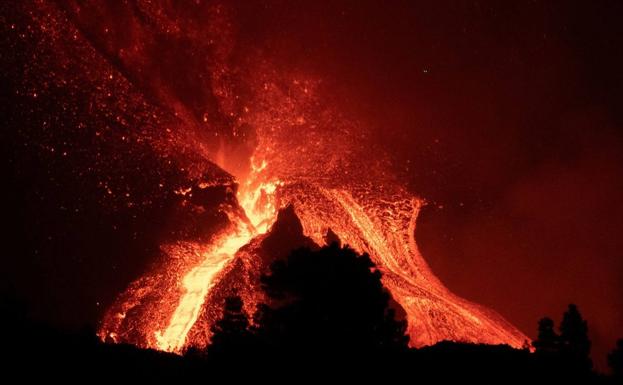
[100,156,528,351]
[154,220,251,351]
[277,182,528,348]
[152,160,280,352]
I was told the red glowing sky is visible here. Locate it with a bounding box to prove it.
[1,0,621,369]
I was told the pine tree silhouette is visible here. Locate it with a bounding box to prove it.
[559,304,592,371]
[533,317,559,354]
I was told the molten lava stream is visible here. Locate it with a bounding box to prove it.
[154,225,251,352]
[153,171,280,352]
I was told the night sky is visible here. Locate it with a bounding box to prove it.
[1,0,621,370]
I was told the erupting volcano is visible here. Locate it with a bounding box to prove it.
[7,0,623,376]
[75,0,532,353]
[100,143,527,352]
[98,74,528,353]
[7,0,528,354]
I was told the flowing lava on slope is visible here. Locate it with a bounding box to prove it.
[153,160,282,352]
[100,149,528,352]
[99,156,282,352]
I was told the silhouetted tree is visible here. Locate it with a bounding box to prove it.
[533,317,559,354]
[559,304,592,371]
[253,243,409,361]
[207,296,255,360]
[608,339,623,379]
